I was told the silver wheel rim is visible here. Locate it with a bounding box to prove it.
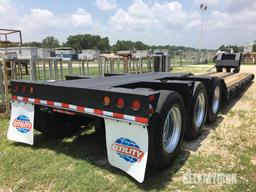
[194,92,206,129]
[163,105,182,153]
[212,86,220,114]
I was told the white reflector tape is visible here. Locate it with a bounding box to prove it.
[17,96,23,101]
[84,107,93,113]
[103,111,113,117]
[40,100,47,105]
[124,115,135,121]
[105,119,148,183]
[54,102,62,107]
[69,104,77,110]
[7,101,34,145]
[28,98,35,103]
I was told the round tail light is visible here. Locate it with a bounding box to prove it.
[116,98,125,109]
[149,95,155,101]
[22,85,26,93]
[103,96,111,106]
[14,85,18,93]
[29,86,34,94]
[131,100,141,111]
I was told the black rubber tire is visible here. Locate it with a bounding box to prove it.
[148,90,185,168]
[207,79,222,123]
[226,68,231,72]
[216,66,222,72]
[185,82,208,139]
[233,67,240,73]
[34,106,91,138]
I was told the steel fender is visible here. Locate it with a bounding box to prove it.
[105,119,148,183]
[7,101,34,145]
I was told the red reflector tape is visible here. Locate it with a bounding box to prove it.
[62,103,69,108]
[47,100,54,106]
[23,97,28,102]
[12,95,17,100]
[94,109,104,115]
[135,117,148,124]
[113,112,124,119]
[35,99,40,104]
[53,109,76,116]
[11,96,149,125]
[77,106,84,112]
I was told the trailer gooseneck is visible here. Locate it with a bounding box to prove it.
[7,53,254,183]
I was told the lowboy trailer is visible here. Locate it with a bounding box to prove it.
[7,54,254,183]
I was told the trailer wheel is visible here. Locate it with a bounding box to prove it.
[148,90,185,168]
[34,106,90,138]
[207,79,222,123]
[185,82,208,139]
[233,67,240,73]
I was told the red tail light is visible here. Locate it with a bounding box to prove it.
[29,86,33,94]
[116,98,125,109]
[14,85,18,93]
[149,95,155,101]
[131,100,141,111]
[22,85,26,93]
[103,96,111,106]
[149,104,154,115]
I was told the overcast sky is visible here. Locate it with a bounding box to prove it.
[0,0,255,49]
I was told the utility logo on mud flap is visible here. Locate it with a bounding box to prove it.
[112,138,144,163]
[12,115,32,134]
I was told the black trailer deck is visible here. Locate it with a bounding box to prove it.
[10,71,254,125]
[11,72,192,124]
[205,72,254,98]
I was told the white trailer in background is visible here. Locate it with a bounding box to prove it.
[37,48,51,58]
[55,47,77,61]
[0,47,51,59]
[133,50,149,59]
[0,47,37,59]
[78,49,100,60]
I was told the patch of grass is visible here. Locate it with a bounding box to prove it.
[226,145,256,191]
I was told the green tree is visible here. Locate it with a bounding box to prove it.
[111,40,136,52]
[226,45,243,53]
[219,45,243,53]
[98,37,110,51]
[218,45,226,51]
[253,41,256,52]
[111,40,202,52]
[65,34,110,51]
[42,36,59,48]
[134,41,149,50]
[22,41,42,47]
